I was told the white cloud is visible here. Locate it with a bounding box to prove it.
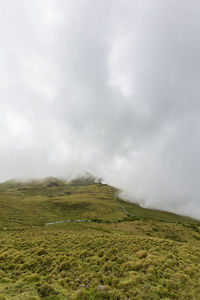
[1,0,200,219]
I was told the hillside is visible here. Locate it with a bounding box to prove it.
[0,178,200,299]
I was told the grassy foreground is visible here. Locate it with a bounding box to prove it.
[0,178,200,299]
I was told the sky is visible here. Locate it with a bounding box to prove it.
[1,0,200,219]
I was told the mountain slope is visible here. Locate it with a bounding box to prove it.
[0,178,200,299]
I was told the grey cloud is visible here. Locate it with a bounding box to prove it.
[1,0,200,219]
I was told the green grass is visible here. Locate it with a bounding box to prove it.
[1,229,200,299]
[0,182,124,229]
[0,178,200,299]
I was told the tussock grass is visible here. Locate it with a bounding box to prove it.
[1,230,200,299]
[0,179,200,298]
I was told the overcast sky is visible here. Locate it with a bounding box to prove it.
[1,0,200,219]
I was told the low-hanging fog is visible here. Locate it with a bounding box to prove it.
[1,0,200,219]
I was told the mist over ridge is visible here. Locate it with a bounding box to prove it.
[1,0,200,219]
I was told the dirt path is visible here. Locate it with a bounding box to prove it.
[45,192,135,226]
[119,205,134,217]
[45,220,91,225]
[114,192,134,217]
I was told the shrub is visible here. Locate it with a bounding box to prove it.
[37,283,57,298]
[72,288,89,300]
[36,249,47,256]
[121,261,135,272]
[58,261,71,271]
[136,250,147,259]
[132,261,143,271]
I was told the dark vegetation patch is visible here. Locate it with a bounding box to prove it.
[53,201,92,210]
[192,235,200,240]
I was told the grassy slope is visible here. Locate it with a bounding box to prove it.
[0,179,200,299]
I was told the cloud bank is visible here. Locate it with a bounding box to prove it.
[1,0,200,219]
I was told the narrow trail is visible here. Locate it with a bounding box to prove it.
[45,220,91,225]
[45,192,135,226]
[114,192,135,217]
[119,205,134,217]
